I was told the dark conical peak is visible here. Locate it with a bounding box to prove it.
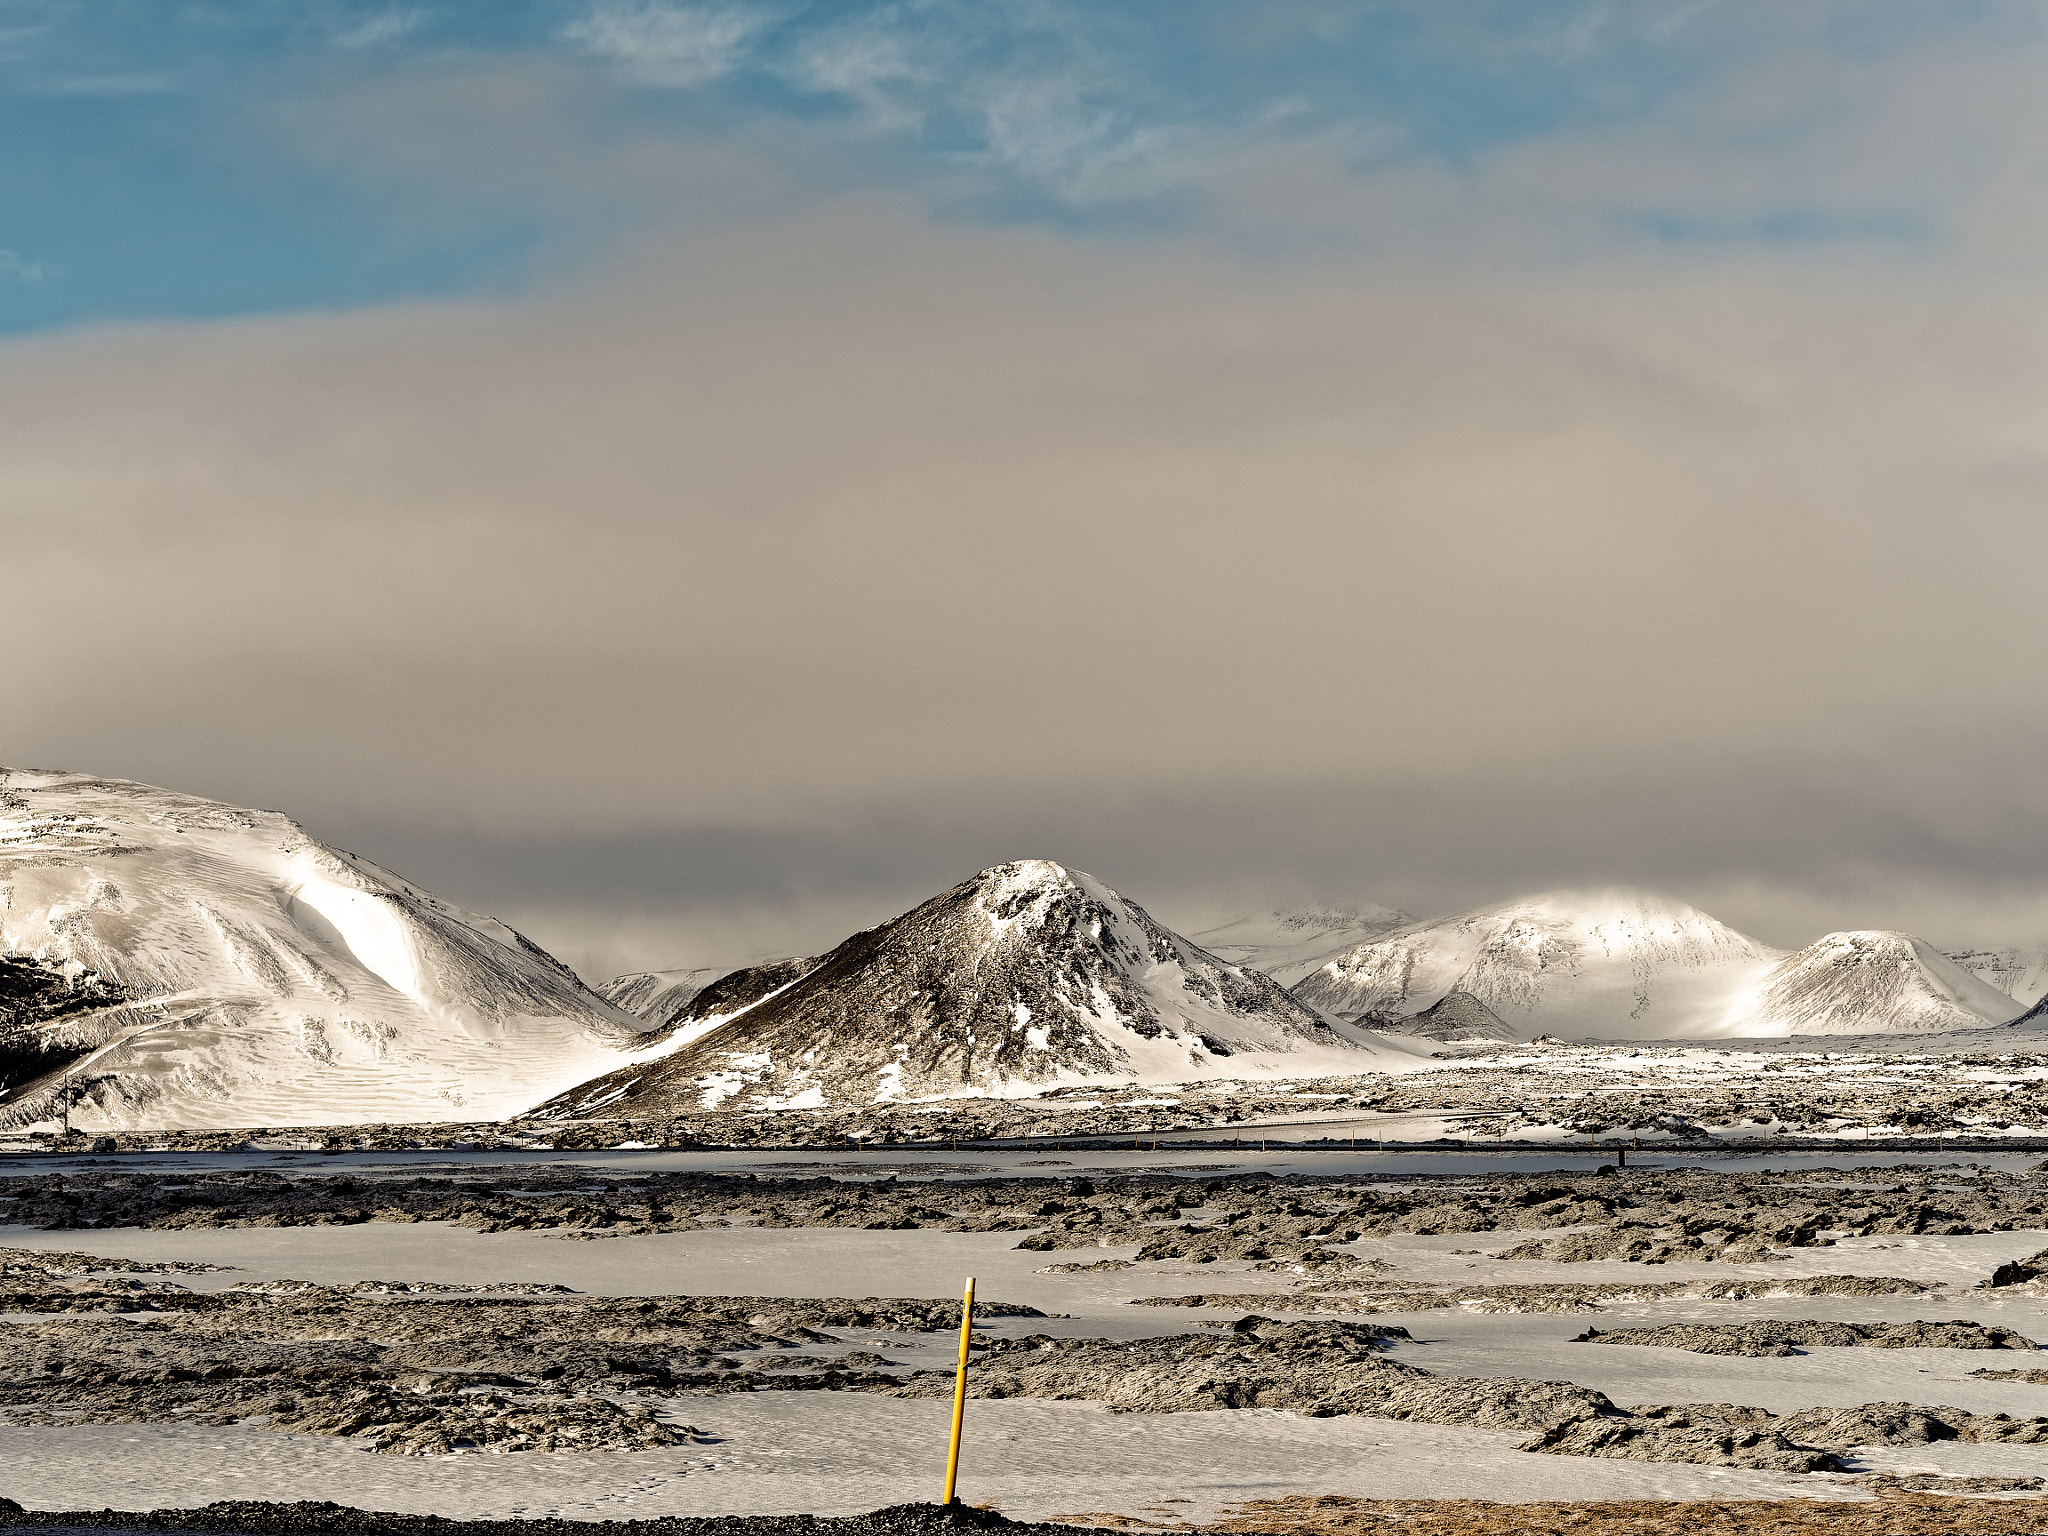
[534,857,1411,1116]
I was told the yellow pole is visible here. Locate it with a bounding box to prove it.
[942,1276,975,1505]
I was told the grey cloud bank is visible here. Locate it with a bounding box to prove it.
[8,197,2048,980]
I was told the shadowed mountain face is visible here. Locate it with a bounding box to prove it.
[1362,989,1523,1044]
[0,956,134,1091]
[0,767,649,1131]
[664,957,818,1026]
[540,860,1420,1117]
[598,957,819,1054]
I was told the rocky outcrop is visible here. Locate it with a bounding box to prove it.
[0,1287,1044,1455]
[1572,1319,2035,1357]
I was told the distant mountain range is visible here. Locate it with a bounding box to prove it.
[1744,931,2023,1035]
[1184,905,1411,986]
[1943,946,2048,1009]
[8,765,2047,1130]
[541,860,1423,1118]
[1287,892,2025,1042]
[1292,891,1783,1040]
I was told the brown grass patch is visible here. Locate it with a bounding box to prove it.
[1052,1492,2048,1536]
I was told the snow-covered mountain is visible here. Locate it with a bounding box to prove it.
[600,957,818,1034]
[598,967,722,1029]
[1292,890,1785,1040]
[1745,932,2025,1036]
[1186,904,1412,987]
[1944,947,2048,1010]
[0,768,650,1131]
[541,860,1426,1117]
[1366,990,1523,1044]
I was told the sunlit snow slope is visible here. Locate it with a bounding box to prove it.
[1744,931,2025,1035]
[1291,890,1785,1040]
[1945,946,2048,1010]
[0,769,650,1130]
[542,860,1427,1116]
[1186,905,1412,987]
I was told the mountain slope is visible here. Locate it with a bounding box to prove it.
[0,768,649,1130]
[1292,890,1784,1040]
[541,860,1424,1116]
[1367,990,1523,1044]
[1186,905,1412,987]
[1746,932,2025,1036]
[1945,947,2048,1010]
[598,968,722,1030]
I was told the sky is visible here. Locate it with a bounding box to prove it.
[8,1,2048,980]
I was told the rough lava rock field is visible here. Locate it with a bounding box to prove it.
[15,1142,2048,1532]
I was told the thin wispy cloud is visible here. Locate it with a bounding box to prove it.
[0,22,48,62]
[31,72,178,95]
[786,16,932,131]
[330,9,426,51]
[561,0,771,88]
[0,249,53,282]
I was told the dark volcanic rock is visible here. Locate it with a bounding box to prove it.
[537,861,1383,1117]
[1520,1404,1838,1473]
[674,958,822,1027]
[0,1290,1044,1455]
[1571,1318,2037,1356]
[1986,1245,2048,1288]
[1369,991,1523,1044]
[0,953,138,1092]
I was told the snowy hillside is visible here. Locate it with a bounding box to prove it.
[1292,890,1785,1040]
[597,967,722,1029]
[0,768,650,1130]
[541,860,1426,1117]
[1367,990,1523,1044]
[1945,946,2048,1010]
[1745,931,2025,1035]
[1186,904,1412,987]
[597,956,820,1067]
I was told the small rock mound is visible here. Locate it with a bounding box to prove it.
[1572,1319,2035,1357]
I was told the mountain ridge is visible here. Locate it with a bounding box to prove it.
[541,860,1424,1117]
[1749,931,2026,1035]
